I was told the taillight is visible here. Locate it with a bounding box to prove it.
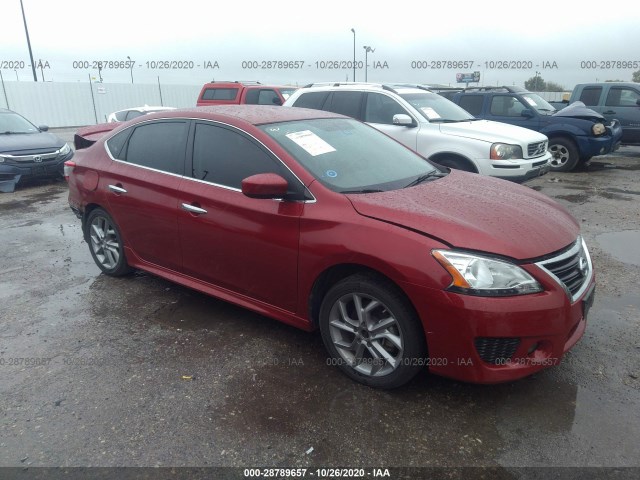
[63,160,76,181]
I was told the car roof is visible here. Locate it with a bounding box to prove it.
[142,105,345,125]
[299,83,433,95]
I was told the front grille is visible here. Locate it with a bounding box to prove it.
[536,237,592,302]
[475,337,520,364]
[527,141,547,158]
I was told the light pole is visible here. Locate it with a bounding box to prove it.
[15,70,19,81]
[363,46,375,82]
[19,0,38,82]
[535,71,541,91]
[127,56,134,84]
[351,28,355,82]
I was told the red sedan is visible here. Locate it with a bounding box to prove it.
[66,106,595,388]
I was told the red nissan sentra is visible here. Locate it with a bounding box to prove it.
[66,106,595,388]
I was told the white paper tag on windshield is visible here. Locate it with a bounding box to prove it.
[421,107,441,119]
[286,130,336,156]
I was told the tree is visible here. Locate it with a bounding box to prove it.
[632,69,640,83]
[545,81,565,92]
[524,76,545,91]
[524,76,564,91]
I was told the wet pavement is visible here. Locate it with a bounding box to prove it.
[0,139,639,475]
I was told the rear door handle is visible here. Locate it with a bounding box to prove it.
[108,184,127,194]
[181,203,208,215]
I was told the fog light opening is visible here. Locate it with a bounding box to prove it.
[527,342,539,356]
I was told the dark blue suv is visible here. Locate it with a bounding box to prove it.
[445,86,623,172]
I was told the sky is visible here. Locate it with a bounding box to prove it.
[1,0,639,90]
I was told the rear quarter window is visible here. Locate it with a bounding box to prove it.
[201,88,239,101]
[292,91,330,110]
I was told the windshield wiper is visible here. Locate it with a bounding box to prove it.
[2,131,29,134]
[404,171,447,188]
[340,188,385,194]
[428,119,460,123]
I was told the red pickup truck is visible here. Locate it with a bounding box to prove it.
[196,81,298,107]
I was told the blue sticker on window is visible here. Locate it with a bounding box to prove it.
[326,170,338,178]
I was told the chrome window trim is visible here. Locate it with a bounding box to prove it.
[103,116,317,203]
[535,236,593,303]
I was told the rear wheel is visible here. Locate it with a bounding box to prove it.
[548,138,579,172]
[319,273,427,389]
[85,208,133,276]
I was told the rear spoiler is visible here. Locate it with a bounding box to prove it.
[74,122,119,150]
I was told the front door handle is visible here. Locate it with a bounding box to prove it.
[181,203,208,215]
[603,110,616,115]
[108,184,127,194]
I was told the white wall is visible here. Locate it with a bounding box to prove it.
[0,80,201,127]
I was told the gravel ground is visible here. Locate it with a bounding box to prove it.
[1,133,639,479]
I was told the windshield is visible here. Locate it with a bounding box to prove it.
[0,112,39,134]
[278,88,298,100]
[400,93,475,122]
[260,118,439,193]
[521,94,556,114]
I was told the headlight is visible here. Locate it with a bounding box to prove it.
[58,143,71,156]
[592,123,606,135]
[490,143,523,160]
[432,250,543,296]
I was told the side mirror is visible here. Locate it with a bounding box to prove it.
[521,109,534,118]
[636,99,640,107]
[38,125,49,132]
[272,97,283,106]
[241,173,288,199]
[393,114,415,127]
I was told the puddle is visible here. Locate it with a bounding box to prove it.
[597,230,640,266]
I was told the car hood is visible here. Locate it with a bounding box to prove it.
[0,132,65,154]
[437,119,546,144]
[552,101,605,121]
[346,170,578,260]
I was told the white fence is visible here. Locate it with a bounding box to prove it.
[0,79,201,127]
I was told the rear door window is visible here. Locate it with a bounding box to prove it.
[323,92,364,119]
[123,121,188,175]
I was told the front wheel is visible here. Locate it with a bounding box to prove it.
[85,208,133,276]
[319,274,427,389]
[548,138,579,172]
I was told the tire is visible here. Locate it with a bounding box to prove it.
[548,138,579,172]
[319,273,427,389]
[433,157,476,173]
[85,208,133,276]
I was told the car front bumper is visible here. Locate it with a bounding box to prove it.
[400,273,595,384]
[0,152,73,192]
[477,155,552,183]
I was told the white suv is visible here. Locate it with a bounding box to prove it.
[284,83,551,182]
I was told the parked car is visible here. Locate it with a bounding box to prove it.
[0,108,73,192]
[196,81,298,107]
[107,105,175,123]
[284,83,551,183]
[556,82,640,145]
[65,105,595,388]
[446,86,623,171]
